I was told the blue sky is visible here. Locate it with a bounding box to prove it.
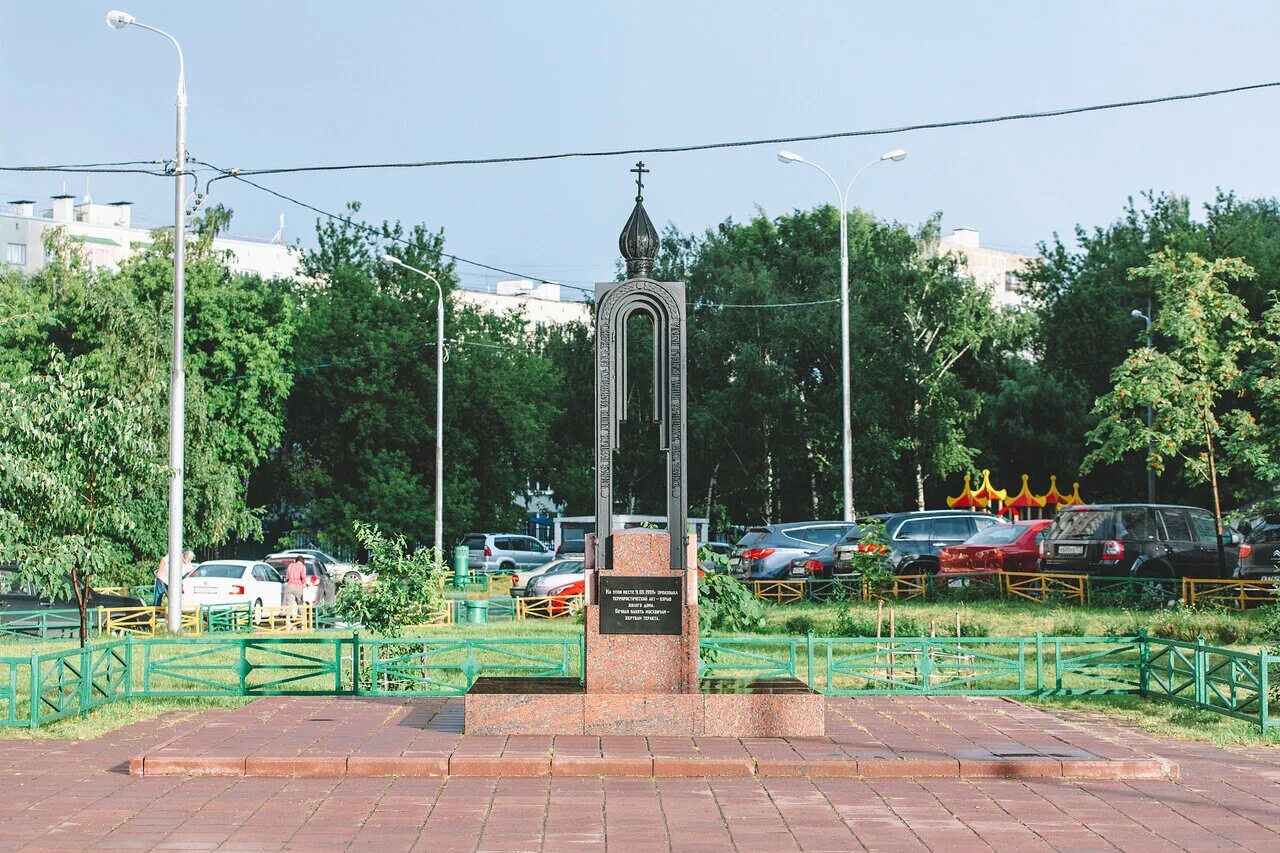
[3,1,1278,292]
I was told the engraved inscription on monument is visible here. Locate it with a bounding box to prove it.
[598,576,683,635]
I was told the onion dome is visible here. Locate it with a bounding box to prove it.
[619,161,659,279]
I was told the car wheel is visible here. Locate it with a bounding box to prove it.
[344,571,361,585]
[1135,565,1176,606]
[500,561,516,573]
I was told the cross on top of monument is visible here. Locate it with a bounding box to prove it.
[631,161,649,202]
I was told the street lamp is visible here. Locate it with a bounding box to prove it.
[382,255,445,559]
[1132,308,1156,504]
[108,9,188,633]
[777,148,908,521]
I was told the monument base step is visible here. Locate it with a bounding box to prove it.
[462,676,825,737]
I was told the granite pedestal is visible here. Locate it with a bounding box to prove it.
[464,529,825,737]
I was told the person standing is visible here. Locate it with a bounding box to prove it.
[283,555,306,628]
[153,555,168,607]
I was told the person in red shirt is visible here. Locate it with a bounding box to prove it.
[283,556,307,625]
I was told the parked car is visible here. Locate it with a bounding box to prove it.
[464,533,556,574]
[790,526,864,579]
[511,558,585,597]
[268,549,368,585]
[1235,516,1280,580]
[729,522,856,580]
[556,538,586,559]
[833,510,1006,576]
[181,560,284,609]
[0,564,141,616]
[263,555,337,605]
[699,541,733,573]
[525,560,588,598]
[1040,504,1239,580]
[937,520,1052,578]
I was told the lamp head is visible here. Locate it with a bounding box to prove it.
[777,150,805,164]
[106,9,135,29]
[380,254,402,266]
[882,149,908,162]
[1131,309,1145,319]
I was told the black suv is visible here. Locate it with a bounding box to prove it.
[1234,517,1280,580]
[832,510,1006,576]
[1041,504,1238,579]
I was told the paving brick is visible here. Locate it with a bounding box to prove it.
[651,757,755,777]
[550,756,654,776]
[958,758,1063,778]
[243,756,347,777]
[345,756,449,777]
[856,757,960,778]
[143,755,246,777]
[448,754,549,777]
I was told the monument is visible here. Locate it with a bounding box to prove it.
[464,165,823,737]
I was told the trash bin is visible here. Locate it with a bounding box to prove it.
[453,545,470,589]
[464,599,490,624]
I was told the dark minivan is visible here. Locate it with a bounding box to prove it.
[1041,504,1237,579]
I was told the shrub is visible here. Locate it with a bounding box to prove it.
[1049,611,1090,637]
[833,609,922,637]
[698,572,767,633]
[334,521,446,636]
[781,614,821,635]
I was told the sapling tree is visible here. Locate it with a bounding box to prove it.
[0,355,164,644]
[1084,251,1256,576]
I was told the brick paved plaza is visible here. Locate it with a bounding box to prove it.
[1,697,1278,851]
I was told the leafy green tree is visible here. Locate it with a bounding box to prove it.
[333,521,445,636]
[0,356,165,643]
[1084,251,1256,575]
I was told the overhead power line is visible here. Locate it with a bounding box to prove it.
[204,163,842,310]
[200,79,1280,177]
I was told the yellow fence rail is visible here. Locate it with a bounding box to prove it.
[515,595,582,620]
[1001,572,1089,606]
[873,574,930,602]
[1182,578,1280,608]
[98,606,200,637]
[253,605,317,633]
[751,580,807,604]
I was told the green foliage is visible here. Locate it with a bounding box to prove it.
[840,521,895,594]
[697,573,767,633]
[0,354,165,643]
[333,521,446,637]
[834,609,921,637]
[781,614,822,635]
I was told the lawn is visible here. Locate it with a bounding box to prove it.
[0,597,1275,746]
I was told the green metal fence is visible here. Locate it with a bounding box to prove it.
[0,632,1272,730]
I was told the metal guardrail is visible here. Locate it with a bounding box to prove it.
[514,595,582,620]
[0,632,1271,730]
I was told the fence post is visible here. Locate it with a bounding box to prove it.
[352,631,361,695]
[79,646,91,715]
[96,606,105,638]
[1260,648,1270,731]
[806,631,815,690]
[1138,629,1149,696]
[1195,635,1208,707]
[1034,632,1043,694]
[125,635,134,699]
[28,650,39,728]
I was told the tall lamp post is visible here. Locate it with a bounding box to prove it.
[777,148,907,522]
[1131,308,1156,504]
[108,10,188,632]
[381,255,445,559]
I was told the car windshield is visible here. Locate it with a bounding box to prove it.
[1050,510,1111,539]
[546,560,584,574]
[966,525,1025,545]
[735,529,768,548]
[189,564,245,579]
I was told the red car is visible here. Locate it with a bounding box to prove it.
[937,520,1051,577]
[545,569,707,616]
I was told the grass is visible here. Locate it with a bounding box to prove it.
[0,598,1275,744]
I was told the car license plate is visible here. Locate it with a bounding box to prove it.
[1057,545,1084,556]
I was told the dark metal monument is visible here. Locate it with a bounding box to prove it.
[593,162,688,573]
[463,166,822,737]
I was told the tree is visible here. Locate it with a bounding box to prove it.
[332,521,445,636]
[1084,251,1256,575]
[0,355,165,643]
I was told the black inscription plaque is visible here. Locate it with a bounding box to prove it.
[598,576,683,635]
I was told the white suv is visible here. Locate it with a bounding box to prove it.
[464,533,556,574]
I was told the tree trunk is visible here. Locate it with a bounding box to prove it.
[1204,416,1228,578]
[915,462,926,512]
[705,462,719,538]
[71,567,88,648]
[913,399,926,511]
